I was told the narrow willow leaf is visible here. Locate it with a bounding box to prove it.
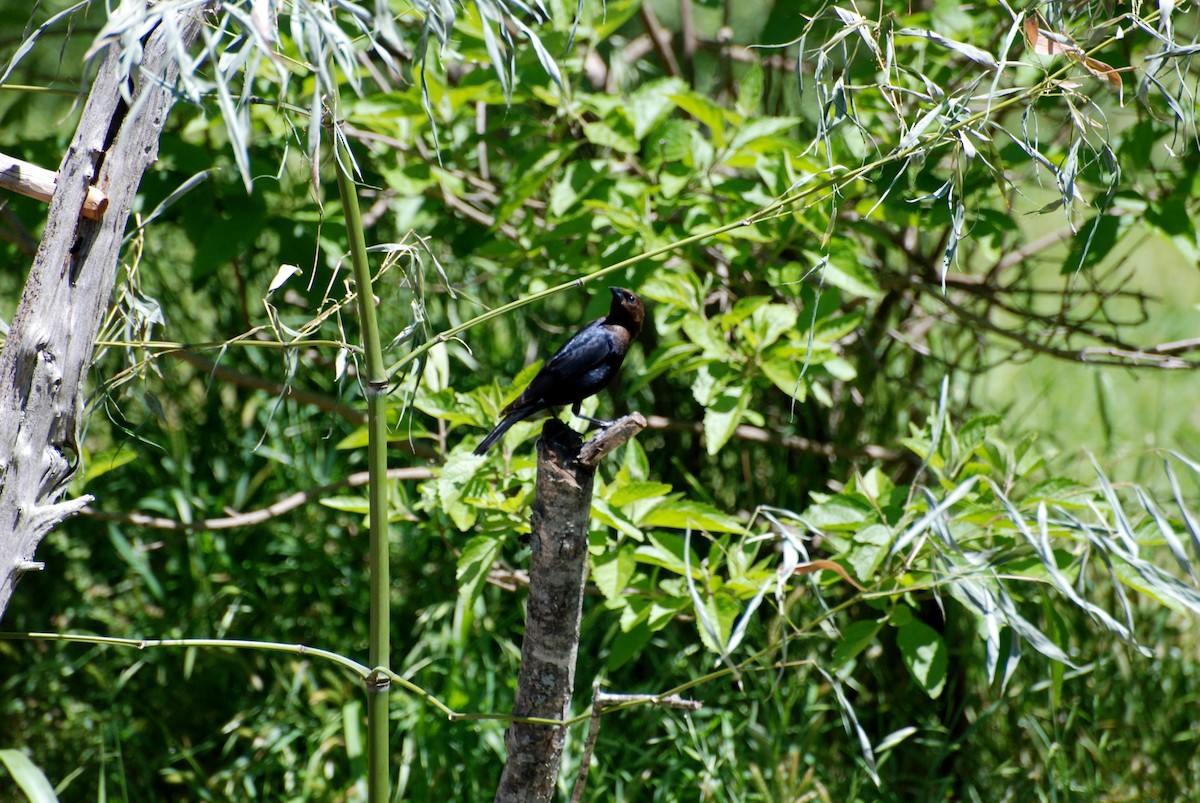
[888,475,980,560]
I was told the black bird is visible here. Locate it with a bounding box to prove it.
[473,286,645,455]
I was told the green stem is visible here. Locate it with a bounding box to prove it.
[331,113,392,802]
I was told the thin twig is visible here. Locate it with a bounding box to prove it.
[82,467,433,531]
[570,685,703,803]
[638,2,683,78]
[644,415,905,462]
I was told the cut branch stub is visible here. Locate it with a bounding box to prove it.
[494,414,645,803]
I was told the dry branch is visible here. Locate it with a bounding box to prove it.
[0,7,207,621]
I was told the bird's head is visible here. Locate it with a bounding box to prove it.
[608,286,645,337]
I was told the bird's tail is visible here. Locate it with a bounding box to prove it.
[473,405,538,455]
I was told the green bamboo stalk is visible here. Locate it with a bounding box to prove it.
[331,117,392,802]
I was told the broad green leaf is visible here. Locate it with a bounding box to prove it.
[833,619,883,669]
[647,596,689,630]
[897,620,948,698]
[607,621,652,670]
[959,414,1002,454]
[319,495,371,514]
[735,60,764,118]
[610,481,674,506]
[1144,197,1199,264]
[439,452,485,530]
[762,358,807,401]
[648,118,695,163]
[669,91,735,146]
[822,356,857,381]
[659,161,693,199]
[456,535,503,625]
[1059,212,1129,274]
[696,592,742,654]
[744,303,798,352]
[703,385,751,456]
[83,447,139,484]
[629,77,689,141]
[1025,477,1086,502]
[0,750,57,803]
[591,542,637,602]
[802,494,876,530]
[495,148,571,222]
[727,117,802,157]
[640,499,744,534]
[848,523,892,581]
[682,314,732,360]
[635,531,704,575]
[549,160,603,218]
[820,245,882,298]
[582,115,638,154]
[814,309,864,342]
[591,499,646,541]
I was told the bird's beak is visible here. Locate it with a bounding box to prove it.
[609,286,624,298]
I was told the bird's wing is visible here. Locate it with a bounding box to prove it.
[541,318,612,373]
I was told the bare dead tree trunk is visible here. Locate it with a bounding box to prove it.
[495,414,645,803]
[0,8,206,621]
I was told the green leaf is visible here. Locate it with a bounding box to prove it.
[1059,212,1128,274]
[610,481,674,506]
[635,531,705,576]
[820,245,882,298]
[682,314,732,360]
[549,160,603,218]
[647,596,688,630]
[591,542,637,603]
[959,414,1002,453]
[669,91,734,146]
[814,309,864,342]
[319,495,371,514]
[641,499,745,534]
[897,620,949,698]
[735,60,764,118]
[696,592,742,654]
[744,303,798,352]
[648,118,696,164]
[703,385,751,456]
[495,148,571,222]
[1144,197,1199,264]
[822,357,856,381]
[0,749,58,803]
[802,494,876,530]
[607,620,652,670]
[1025,477,1086,502]
[439,452,485,530]
[591,500,646,541]
[456,535,503,617]
[833,619,883,669]
[82,447,139,484]
[629,77,689,141]
[847,523,892,581]
[582,114,639,154]
[761,358,807,401]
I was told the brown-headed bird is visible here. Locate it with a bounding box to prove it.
[473,287,644,455]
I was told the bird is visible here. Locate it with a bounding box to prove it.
[473,286,645,455]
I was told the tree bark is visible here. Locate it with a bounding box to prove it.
[0,8,205,620]
[494,414,645,802]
